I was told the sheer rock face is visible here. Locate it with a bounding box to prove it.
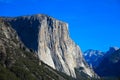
[0,18,69,80]
[5,14,96,78]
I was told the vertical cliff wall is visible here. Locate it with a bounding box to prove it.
[5,14,96,78]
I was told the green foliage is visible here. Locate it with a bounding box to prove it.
[11,65,36,80]
[0,64,20,80]
[100,77,120,80]
[0,48,73,80]
[74,68,100,80]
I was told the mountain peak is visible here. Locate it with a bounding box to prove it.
[84,49,104,68]
[106,46,120,55]
[109,46,119,52]
[84,49,104,57]
[95,47,120,77]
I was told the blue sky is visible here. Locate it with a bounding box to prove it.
[0,0,120,52]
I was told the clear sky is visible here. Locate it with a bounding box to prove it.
[0,0,120,52]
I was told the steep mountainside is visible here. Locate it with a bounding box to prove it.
[0,18,78,80]
[4,14,98,78]
[83,49,104,68]
[95,47,120,77]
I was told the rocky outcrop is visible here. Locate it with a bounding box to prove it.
[5,14,97,78]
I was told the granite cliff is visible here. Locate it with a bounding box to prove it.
[5,14,97,78]
[0,17,77,80]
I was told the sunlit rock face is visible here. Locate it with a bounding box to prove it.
[5,14,96,78]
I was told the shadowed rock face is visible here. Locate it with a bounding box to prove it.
[5,14,96,78]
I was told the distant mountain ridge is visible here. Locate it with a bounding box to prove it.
[105,47,119,56]
[83,49,104,68]
[95,47,120,77]
[84,47,120,79]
